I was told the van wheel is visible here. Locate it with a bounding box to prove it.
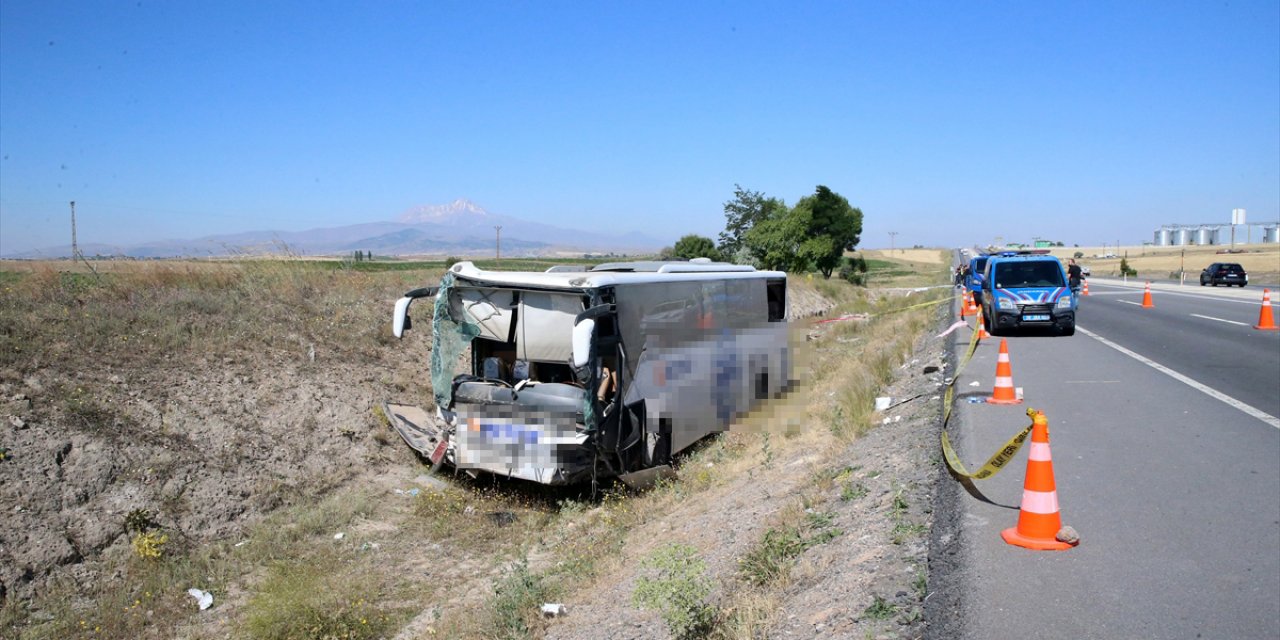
[1060,322,1076,337]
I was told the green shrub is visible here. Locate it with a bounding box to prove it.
[242,558,396,640]
[837,256,868,286]
[487,558,549,640]
[738,512,840,587]
[1119,258,1138,277]
[862,594,898,620]
[633,543,716,640]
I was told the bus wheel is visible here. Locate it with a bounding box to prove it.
[754,369,770,400]
[646,418,672,467]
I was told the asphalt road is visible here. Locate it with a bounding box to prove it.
[1079,278,1280,418]
[930,280,1280,639]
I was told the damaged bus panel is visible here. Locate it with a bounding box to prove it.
[385,260,790,485]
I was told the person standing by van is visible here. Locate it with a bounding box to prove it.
[1066,259,1083,295]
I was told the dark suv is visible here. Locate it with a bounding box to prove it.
[1200,263,1248,287]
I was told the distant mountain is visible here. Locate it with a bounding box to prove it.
[3,199,664,259]
[398,198,493,224]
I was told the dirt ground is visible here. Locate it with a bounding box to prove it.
[1,258,952,639]
[0,345,429,606]
[538,315,948,640]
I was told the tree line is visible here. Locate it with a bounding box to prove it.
[661,184,864,280]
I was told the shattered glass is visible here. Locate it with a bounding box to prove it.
[431,272,481,409]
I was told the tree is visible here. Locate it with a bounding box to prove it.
[1119,257,1137,277]
[742,205,825,273]
[719,184,787,259]
[791,185,863,278]
[670,234,723,261]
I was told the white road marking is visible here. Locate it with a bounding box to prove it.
[1117,300,1144,306]
[1079,326,1280,430]
[1190,313,1249,327]
[1088,283,1278,307]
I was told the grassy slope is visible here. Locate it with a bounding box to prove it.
[0,253,949,639]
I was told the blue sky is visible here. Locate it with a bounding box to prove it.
[2,1,1277,255]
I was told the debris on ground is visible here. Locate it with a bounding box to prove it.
[1056,526,1080,544]
[186,588,213,611]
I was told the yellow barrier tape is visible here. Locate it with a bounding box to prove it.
[942,320,982,427]
[941,421,1032,480]
[886,296,953,316]
[937,296,1033,480]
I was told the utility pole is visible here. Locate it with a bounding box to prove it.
[70,200,79,258]
[888,231,898,254]
[69,200,98,276]
[494,226,502,261]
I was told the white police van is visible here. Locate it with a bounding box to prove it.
[980,253,1075,336]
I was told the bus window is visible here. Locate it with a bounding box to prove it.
[767,280,786,322]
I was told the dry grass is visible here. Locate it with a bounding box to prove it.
[0,259,440,372]
[860,248,946,265]
[437,255,950,640]
[0,254,948,640]
[1043,243,1280,281]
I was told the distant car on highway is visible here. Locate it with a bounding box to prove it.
[1200,263,1248,287]
[1080,265,1091,277]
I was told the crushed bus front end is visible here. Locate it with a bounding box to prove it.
[386,260,790,485]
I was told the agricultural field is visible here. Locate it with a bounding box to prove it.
[1046,243,1280,283]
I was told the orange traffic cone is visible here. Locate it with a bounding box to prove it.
[1002,410,1077,551]
[1081,281,1089,296]
[974,305,990,340]
[960,291,974,318]
[1254,289,1279,331]
[1141,282,1154,308]
[986,338,1019,404]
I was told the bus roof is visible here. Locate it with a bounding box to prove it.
[448,261,785,290]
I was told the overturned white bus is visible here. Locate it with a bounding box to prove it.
[386,260,790,485]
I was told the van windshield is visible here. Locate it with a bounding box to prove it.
[994,262,1065,288]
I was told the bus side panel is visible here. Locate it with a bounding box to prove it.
[617,278,786,455]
